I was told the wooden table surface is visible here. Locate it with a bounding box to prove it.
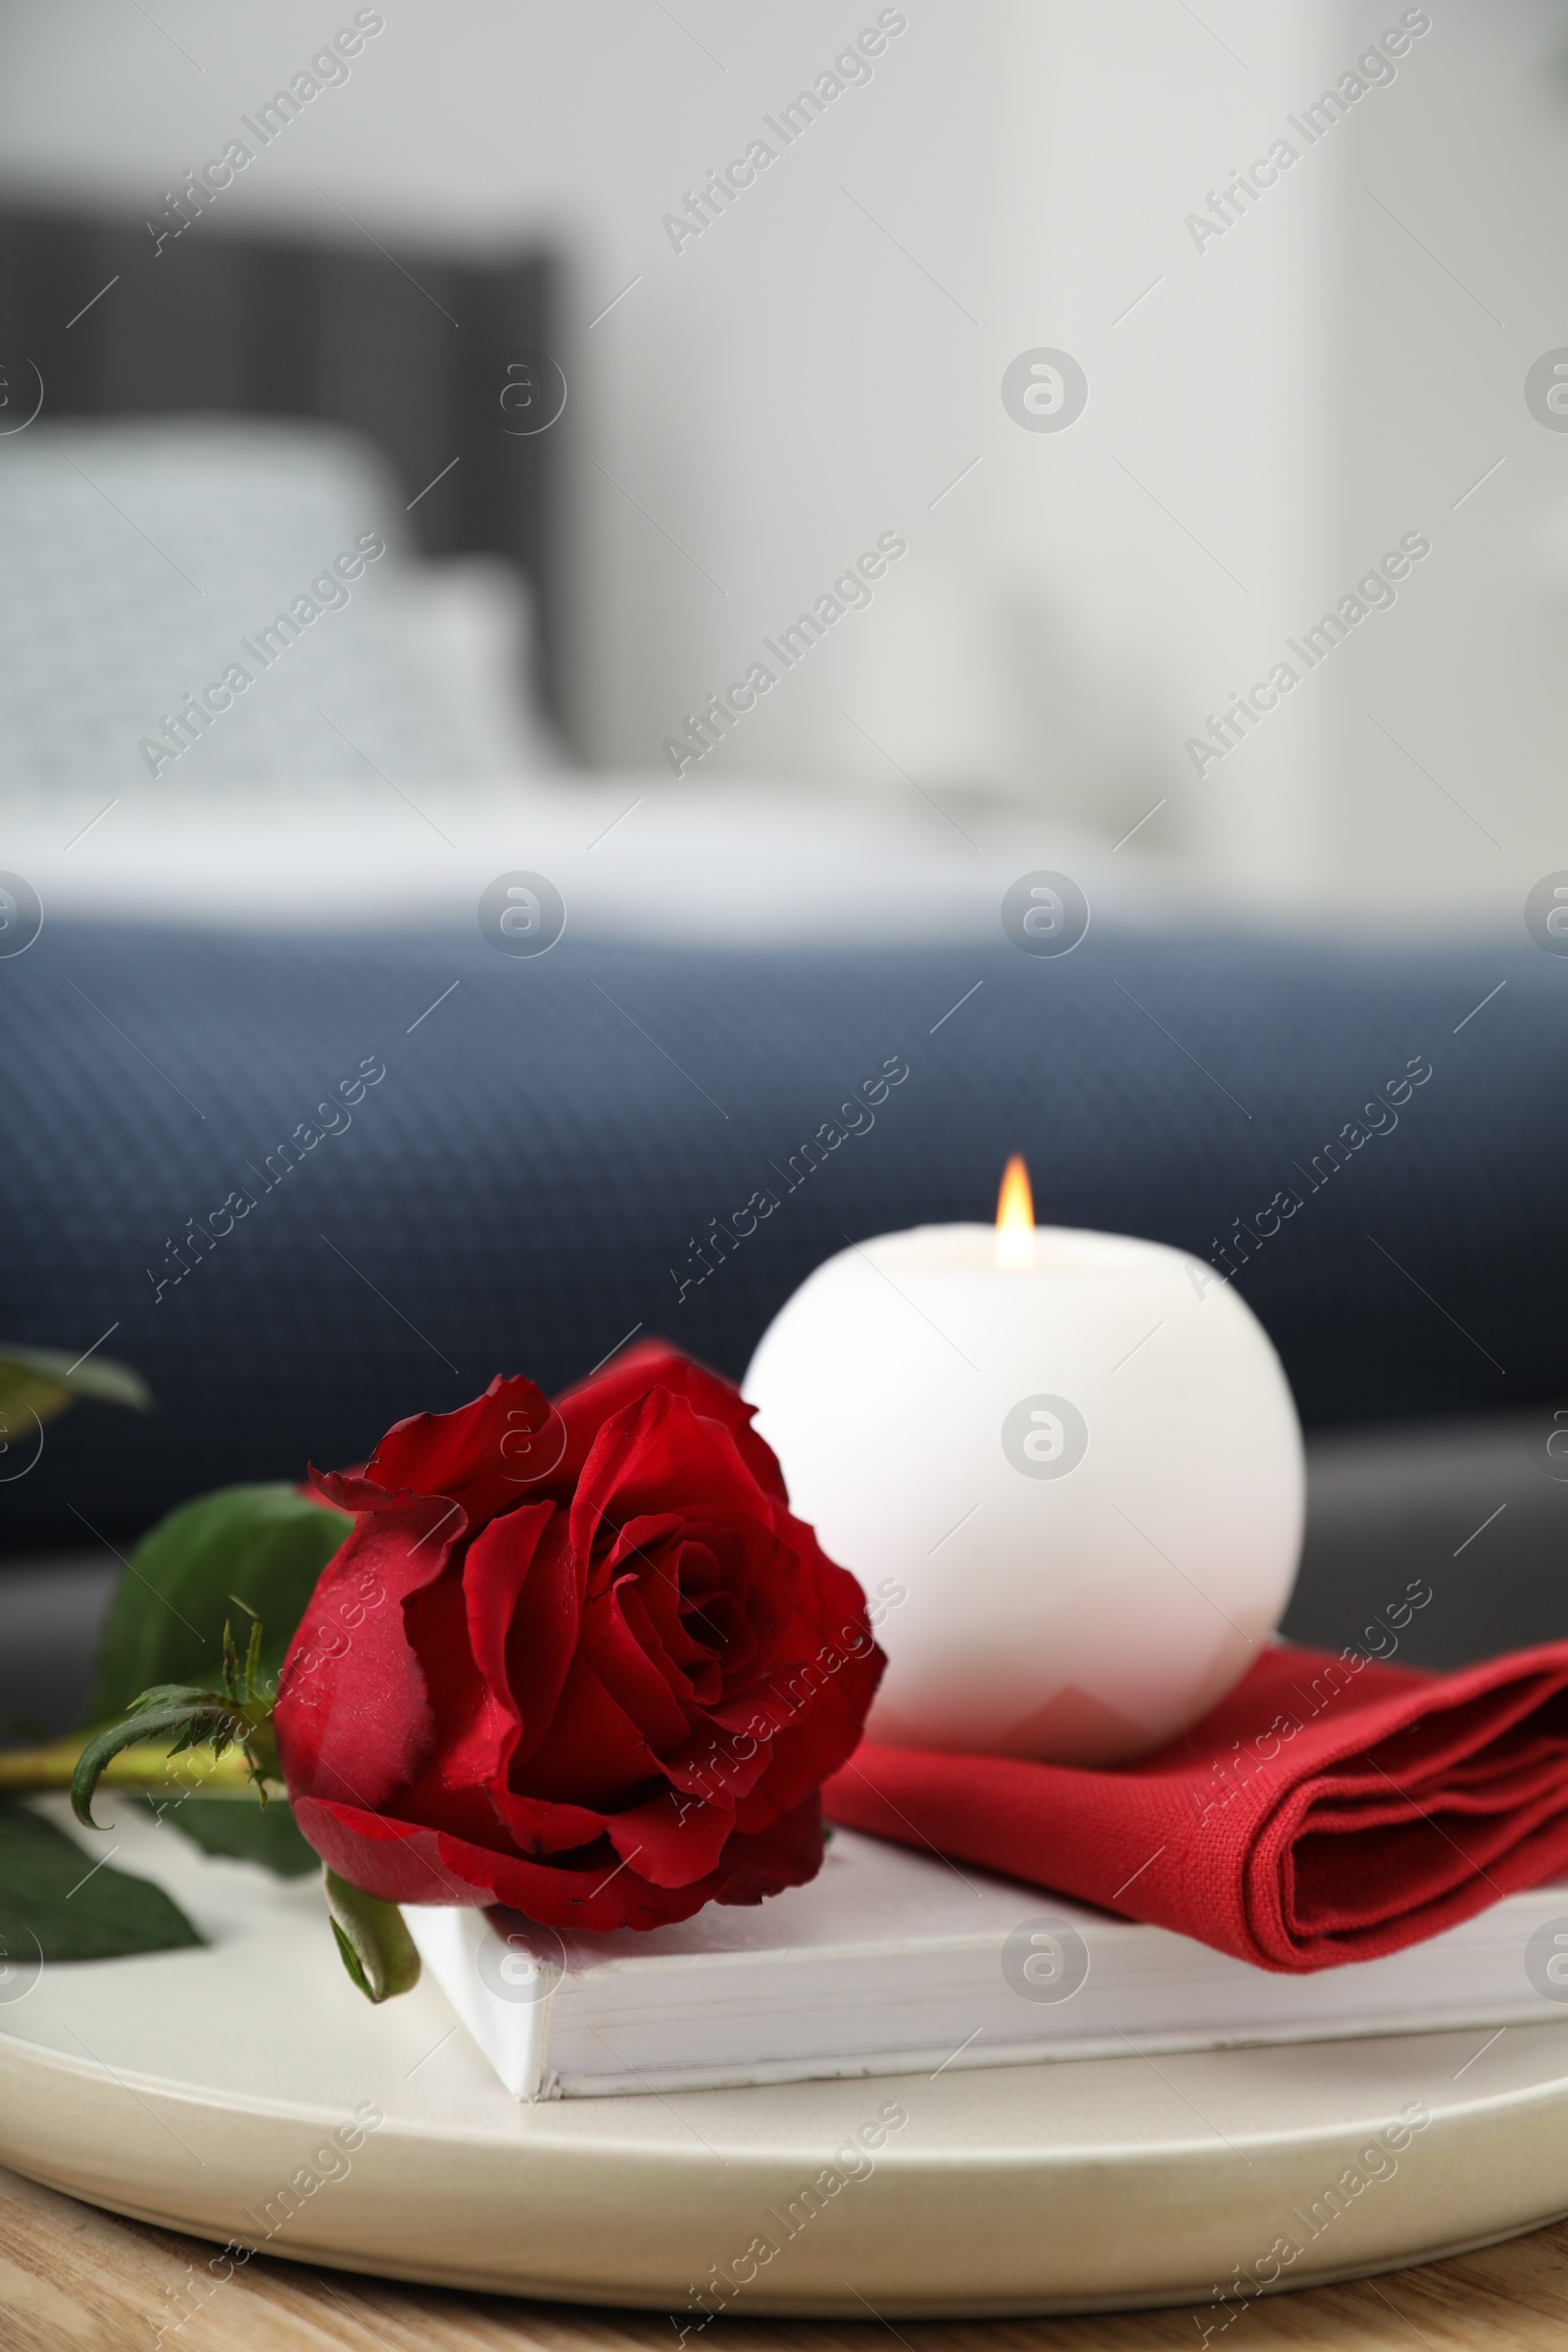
[3,2165,1568,2352]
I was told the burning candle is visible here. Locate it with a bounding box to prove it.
[744,1161,1303,1765]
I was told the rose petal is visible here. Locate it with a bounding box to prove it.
[554,1343,789,1503]
[392,1502,561,1838]
[515,1650,661,1808]
[657,1715,776,1808]
[503,1511,588,1770]
[575,1392,779,1547]
[316,1374,559,1530]
[711,1793,827,1907]
[618,1537,723,1688]
[275,1493,466,1809]
[602,1782,736,1887]
[291,1796,715,1930]
[738,1664,879,1830]
[582,1575,696,1750]
[291,1788,826,1930]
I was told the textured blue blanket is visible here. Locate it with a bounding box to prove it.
[3,920,1559,1545]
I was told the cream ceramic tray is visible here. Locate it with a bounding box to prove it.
[0,1798,1565,2317]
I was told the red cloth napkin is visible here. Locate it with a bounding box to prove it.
[822,1642,1568,1972]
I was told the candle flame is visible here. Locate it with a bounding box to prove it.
[995,1154,1036,1270]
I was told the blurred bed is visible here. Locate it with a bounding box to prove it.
[3,202,1566,1705]
[0,196,1252,944]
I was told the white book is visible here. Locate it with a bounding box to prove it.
[406,1828,1568,2102]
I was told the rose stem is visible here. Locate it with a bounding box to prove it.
[0,1733,264,1798]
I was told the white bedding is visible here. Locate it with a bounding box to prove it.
[0,416,1236,945]
[9,769,1215,944]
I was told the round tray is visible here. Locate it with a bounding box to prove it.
[0,1800,1565,2318]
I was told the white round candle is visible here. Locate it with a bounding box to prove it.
[744,1217,1303,1765]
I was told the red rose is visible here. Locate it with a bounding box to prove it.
[273,1345,884,1931]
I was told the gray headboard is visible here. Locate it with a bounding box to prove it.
[0,201,564,726]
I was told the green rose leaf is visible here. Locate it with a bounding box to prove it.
[79,1484,350,1876]
[146,1794,319,1878]
[82,1483,351,1727]
[0,1801,202,1961]
[0,1343,152,1427]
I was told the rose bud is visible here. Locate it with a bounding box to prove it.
[273,1345,885,1931]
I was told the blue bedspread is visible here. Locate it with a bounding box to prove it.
[3,919,1560,1545]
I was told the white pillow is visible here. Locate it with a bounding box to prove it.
[0,416,557,809]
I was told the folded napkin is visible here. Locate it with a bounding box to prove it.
[822,1641,1568,1971]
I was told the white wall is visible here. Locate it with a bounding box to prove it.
[0,0,1557,926]
[1340,0,1568,924]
